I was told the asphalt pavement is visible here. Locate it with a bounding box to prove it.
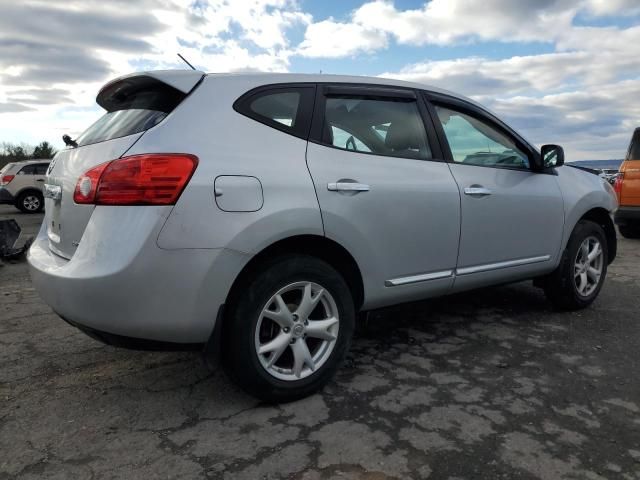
[1,204,639,479]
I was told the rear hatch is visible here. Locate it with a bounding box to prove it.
[45,70,204,259]
[619,128,640,206]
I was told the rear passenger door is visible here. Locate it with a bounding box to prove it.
[33,163,48,190]
[16,164,37,190]
[306,84,461,309]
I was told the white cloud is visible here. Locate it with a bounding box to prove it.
[296,18,387,58]
[1,0,639,159]
[585,0,640,16]
[296,0,580,57]
[297,0,640,57]
[382,46,640,160]
[0,0,309,147]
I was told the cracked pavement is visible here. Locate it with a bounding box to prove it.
[1,205,639,479]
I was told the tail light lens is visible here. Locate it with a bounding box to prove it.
[613,172,624,197]
[74,154,198,205]
[0,175,15,186]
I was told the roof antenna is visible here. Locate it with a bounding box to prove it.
[177,53,196,70]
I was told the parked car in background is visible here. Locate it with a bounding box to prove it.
[614,128,640,238]
[0,159,50,213]
[29,71,618,401]
[599,169,619,184]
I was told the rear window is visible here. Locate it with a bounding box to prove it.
[234,85,315,140]
[34,163,49,175]
[76,77,188,147]
[627,129,640,160]
[18,164,36,175]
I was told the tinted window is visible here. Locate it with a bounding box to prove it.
[250,91,300,128]
[75,78,187,147]
[628,129,640,160]
[34,164,49,175]
[235,86,314,139]
[18,165,35,175]
[331,126,371,152]
[76,110,167,147]
[435,106,529,169]
[323,96,431,160]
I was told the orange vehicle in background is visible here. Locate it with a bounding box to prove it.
[614,128,640,238]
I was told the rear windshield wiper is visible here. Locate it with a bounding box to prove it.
[62,134,78,148]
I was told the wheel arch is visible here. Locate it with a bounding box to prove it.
[15,187,44,200]
[226,234,365,311]
[205,234,365,364]
[576,207,617,264]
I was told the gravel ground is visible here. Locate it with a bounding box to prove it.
[1,204,639,479]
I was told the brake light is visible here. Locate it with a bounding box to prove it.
[0,175,15,186]
[74,154,198,205]
[613,172,624,197]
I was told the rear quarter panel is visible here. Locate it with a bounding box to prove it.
[125,75,324,253]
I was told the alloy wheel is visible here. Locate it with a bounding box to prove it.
[573,236,604,297]
[23,195,40,211]
[254,281,339,381]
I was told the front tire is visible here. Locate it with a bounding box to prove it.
[16,191,44,213]
[223,255,355,403]
[544,220,608,311]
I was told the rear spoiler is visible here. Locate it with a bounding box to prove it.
[97,70,205,111]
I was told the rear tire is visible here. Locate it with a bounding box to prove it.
[16,191,44,213]
[223,254,355,403]
[543,220,608,311]
[619,224,640,239]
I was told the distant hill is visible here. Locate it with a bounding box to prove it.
[568,159,623,170]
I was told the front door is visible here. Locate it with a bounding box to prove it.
[429,100,564,289]
[305,85,461,309]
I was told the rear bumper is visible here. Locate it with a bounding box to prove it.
[28,207,249,344]
[61,316,203,350]
[614,206,640,226]
[0,187,14,204]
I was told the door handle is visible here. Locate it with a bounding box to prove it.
[36,179,45,182]
[464,186,492,196]
[327,182,370,192]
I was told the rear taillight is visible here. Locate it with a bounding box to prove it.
[613,172,624,197]
[0,175,15,186]
[74,154,198,205]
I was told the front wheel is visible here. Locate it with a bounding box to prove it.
[543,220,608,310]
[223,255,355,402]
[16,191,44,213]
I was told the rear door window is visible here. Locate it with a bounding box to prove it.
[320,94,432,160]
[234,86,315,139]
[18,165,36,175]
[34,164,49,175]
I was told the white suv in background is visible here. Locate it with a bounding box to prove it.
[0,160,50,213]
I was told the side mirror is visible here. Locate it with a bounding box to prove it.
[540,144,564,168]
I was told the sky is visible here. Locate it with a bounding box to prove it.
[1,0,639,160]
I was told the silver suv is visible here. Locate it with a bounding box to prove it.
[0,160,50,213]
[28,71,618,401]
